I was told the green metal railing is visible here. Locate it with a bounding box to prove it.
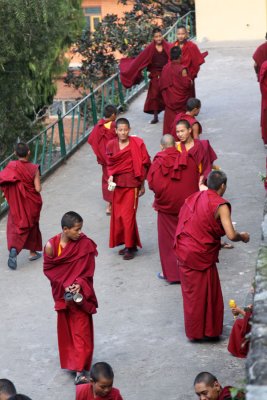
[0,10,195,215]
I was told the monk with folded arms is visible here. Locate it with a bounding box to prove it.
[107,118,151,260]
[175,170,250,340]
[43,211,98,385]
[88,105,117,214]
[76,362,123,400]
[0,142,42,270]
[194,372,245,400]
[147,134,199,283]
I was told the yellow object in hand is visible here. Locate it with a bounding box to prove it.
[229,299,236,308]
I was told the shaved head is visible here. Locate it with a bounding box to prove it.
[160,134,175,149]
[194,372,218,386]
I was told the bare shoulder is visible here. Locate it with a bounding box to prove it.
[44,241,53,256]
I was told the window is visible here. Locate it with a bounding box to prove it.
[83,6,102,31]
[49,101,63,116]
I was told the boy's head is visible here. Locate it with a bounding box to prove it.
[116,118,130,142]
[186,98,201,115]
[152,27,163,45]
[0,379,16,400]
[61,211,83,241]
[170,46,182,61]
[176,119,192,142]
[90,362,114,398]
[104,105,117,121]
[176,25,188,43]
[207,170,227,193]
[194,372,221,400]
[9,396,32,400]
[15,143,30,159]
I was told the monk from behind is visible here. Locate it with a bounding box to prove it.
[0,142,42,270]
[76,362,123,400]
[43,211,98,385]
[175,170,250,340]
[147,134,199,283]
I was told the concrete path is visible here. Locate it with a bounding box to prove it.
[0,41,266,400]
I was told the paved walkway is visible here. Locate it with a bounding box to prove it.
[0,41,266,400]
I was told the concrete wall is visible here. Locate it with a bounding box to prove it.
[195,0,267,41]
[82,0,133,18]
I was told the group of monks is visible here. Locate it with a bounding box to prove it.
[0,24,255,400]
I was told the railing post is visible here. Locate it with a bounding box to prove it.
[90,85,98,125]
[57,109,66,157]
[117,76,125,107]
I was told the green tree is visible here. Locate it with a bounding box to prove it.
[0,0,85,158]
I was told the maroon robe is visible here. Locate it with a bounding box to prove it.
[43,233,98,371]
[147,148,199,282]
[160,62,192,134]
[175,190,230,339]
[253,41,267,78]
[119,41,171,115]
[173,40,208,96]
[88,119,117,202]
[177,139,217,180]
[218,387,233,400]
[259,61,267,144]
[0,160,42,253]
[76,383,123,400]
[228,311,252,358]
[107,136,151,248]
[171,112,202,139]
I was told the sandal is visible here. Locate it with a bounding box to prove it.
[74,374,89,385]
[29,252,42,261]
[157,272,166,280]
[8,248,17,270]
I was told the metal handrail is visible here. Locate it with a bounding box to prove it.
[0,10,195,215]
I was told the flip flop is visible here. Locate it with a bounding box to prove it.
[8,248,17,270]
[74,374,89,385]
[157,272,166,280]
[29,252,42,261]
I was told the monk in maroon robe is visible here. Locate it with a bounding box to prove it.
[107,118,150,260]
[228,302,252,358]
[43,211,98,385]
[147,134,199,283]
[259,60,267,146]
[194,372,245,400]
[76,362,123,400]
[160,46,192,134]
[175,171,250,340]
[120,28,171,124]
[174,25,208,97]
[171,98,202,139]
[253,35,267,78]
[0,142,42,270]
[88,105,117,214]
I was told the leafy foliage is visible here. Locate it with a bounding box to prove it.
[0,0,85,158]
[65,0,194,90]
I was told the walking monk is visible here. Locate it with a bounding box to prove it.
[258,60,267,146]
[76,362,123,400]
[88,105,117,214]
[175,171,250,340]
[171,97,202,139]
[147,134,199,283]
[0,142,42,270]
[107,118,151,260]
[253,34,267,78]
[173,25,208,97]
[119,28,170,124]
[43,211,98,385]
[160,46,192,134]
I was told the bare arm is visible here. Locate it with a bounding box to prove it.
[44,241,53,257]
[217,204,250,242]
[192,123,200,139]
[34,169,42,192]
[254,62,259,76]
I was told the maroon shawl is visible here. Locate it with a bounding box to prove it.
[171,112,202,138]
[43,233,98,315]
[88,119,116,165]
[119,40,171,88]
[173,40,208,79]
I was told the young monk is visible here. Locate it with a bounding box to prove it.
[0,142,42,270]
[147,134,199,283]
[120,27,171,124]
[160,46,192,134]
[173,25,208,97]
[76,362,123,400]
[194,372,245,400]
[171,97,202,139]
[175,119,217,183]
[253,34,267,79]
[107,118,151,260]
[88,105,117,214]
[43,212,98,385]
[175,171,250,340]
